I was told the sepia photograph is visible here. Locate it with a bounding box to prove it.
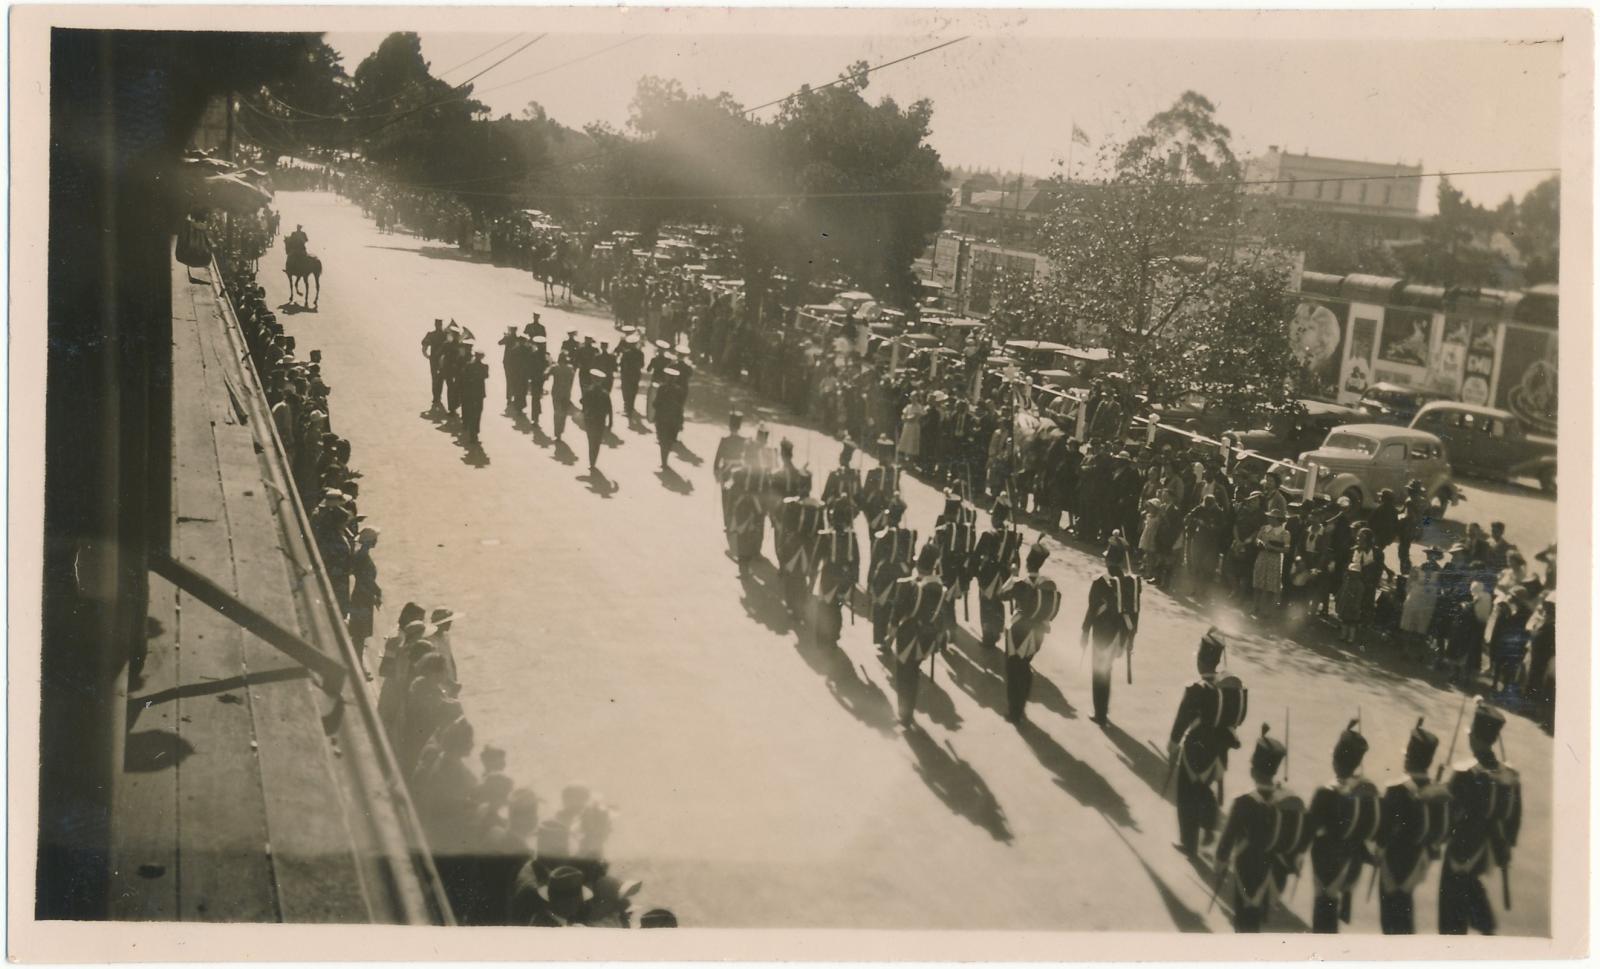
[9,4,1592,961]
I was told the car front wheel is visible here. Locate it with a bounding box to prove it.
[1342,485,1363,508]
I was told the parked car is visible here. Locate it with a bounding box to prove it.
[1298,424,1454,511]
[1355,382,1454,425]
[1003,339,1074,373]
[1225,400,1364,461]
[1409,401,1558,494]
[1148,391,1252,444]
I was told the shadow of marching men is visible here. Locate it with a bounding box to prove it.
[1099,815,1212,933]
[655,465,694,496]
[1014,717,1139,831]
[580,467,619,499]
[941,624,1078,722]
[900,722,1013,844]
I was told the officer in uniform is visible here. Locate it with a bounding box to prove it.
[1439,701,1521,935]
[713,412,748,530]
[766,439,811,540]
[645,339,673,420]
[1080,531,1142,725]
[459,351,490,444]
[860,435,901,534]
[1167,629,1246,857]
[726,442,767,572]
[973,495,1024,649]
[890,543,948,728]
[809,501,860,645]
[1215,724,1307,932]
[777,496,825,618]
[868,498,917,650]
[931,489,977,630]
[421,318,449,409]
[1305,719,1381,933]
[821,439,863,522]
[580,369,612,471]
[499,326,522,407]
[619,332,646,417]
[506,332,534,416]
[654,369,686,471]
[526,335,550,428]
[998,542,1061,723]
[1373,718,1450,934]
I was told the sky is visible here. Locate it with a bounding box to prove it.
[324,12,1566,213]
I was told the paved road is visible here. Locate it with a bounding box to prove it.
[261,191,1551,933]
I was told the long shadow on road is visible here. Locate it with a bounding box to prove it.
[1015,718,1139,832]
[1100,816,1211,933]
[902,723,1013,844]
[943,625,1078,722]
[1102,720,1176,803]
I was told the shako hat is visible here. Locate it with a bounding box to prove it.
[1025,542,1049,573]
[1332,718,1370,776]
[1251,723,1287,778]
[1198,627,1226,671]
[1469,699,1507,748]
[1405,717,1440,773]
[916,541,941,573]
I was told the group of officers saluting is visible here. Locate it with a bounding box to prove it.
[1170,628,1522,935]
[716,418,1523,937]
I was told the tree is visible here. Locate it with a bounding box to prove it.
[1391,176,1501,288]
[1511,175,1559,284]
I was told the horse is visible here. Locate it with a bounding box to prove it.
[286,250,322,308]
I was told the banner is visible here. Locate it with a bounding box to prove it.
[1289,298,1347,399]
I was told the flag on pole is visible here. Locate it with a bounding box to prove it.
[1071,124,1090,147]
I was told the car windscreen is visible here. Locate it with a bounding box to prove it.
[1323,432,1378,455]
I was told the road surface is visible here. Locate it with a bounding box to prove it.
[260,190,1552,933]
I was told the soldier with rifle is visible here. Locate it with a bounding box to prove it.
[777,496,825,618]
[1167,629,1247,857]
[1081,531,1142,726]
[998,542,1062,723]
[890,543,948,729]
[973,494,1025,649]
[1304,718,1381,933]
[1372,717,1451,934]
[860,435,902,534]
[766,439,811,540]
[809,501,860,645]
[725,442,768,574]
[868,498,917,651]
[1214,723,1308,932]
[931,489,977,632]
[821,438,864,522]
[1439,701,1521,935]
[713,411,748,532]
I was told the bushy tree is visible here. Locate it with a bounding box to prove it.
[1510,175,1559,284]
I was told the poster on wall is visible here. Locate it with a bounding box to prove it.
[1289,298,1347,399]
[1461,320,1499,406]
[1377,307,1433,368]
[1341,316,1377,398]
[1495,326,1558,435]
[1426,318,1471,394]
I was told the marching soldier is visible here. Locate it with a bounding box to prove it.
[1373,718,1451,934]
[972,495,1024,649]
[1305,719,1381,933]
[931,490,977,630]
[821,439,863,521]
[764,438,810,536]
[868,498,917,649]
[725,441,768,572]
[645,339,673,420]
[714,412,748,530]
[890,543,948,728]
[998,542,1061,723]
[506,332,534,417]
[1167,629,1247,857]
[499,325,521,407]
[1080,531,1141,726]
[654,369,686,471]
[1439,701,1521,935]
[860,435,901,534]
[809,501,860,645]
[619,332,645,417]
[777,496,825,617]
[526,335,550,428]
[1214,724,1308,932]
[421,318,449,409]
[459,351,490,445]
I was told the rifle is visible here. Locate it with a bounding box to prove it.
[1126,632,1134,685]
[1164,722,1193,796]
[1501,865,1512,911]
[1436,695,1470,783]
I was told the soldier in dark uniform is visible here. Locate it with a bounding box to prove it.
[868,498,917,649]
[421,318,449,409]
[459,351,490,444]
[526,335,550,427]
[1168,629,1246,857]
[1439,701,1521,935]
[860,435,901,534]
[549,351,575,441]
[580,369,612,471]
[809,502,860,645]
[931,490,977,631]
[645,339,673,421]
[506,333,534,416]
[1080,531,1142,725]
[1374,718,1450,934]
[766,438,811,538]
[726,443,768,572]
[713,412,747,531]
[890,543,948,728]
[654,369,686,471]
[820,439,863,522]
[441,329,467,416]
[973,495,1024,649]
[1305,719,1380,932]
[777,496,825,617]
[1215,724,1307,932]
[999,543,1061,723]
[499,326,521,407]
[619,333,646,417]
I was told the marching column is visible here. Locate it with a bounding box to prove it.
[998,542,1061,723]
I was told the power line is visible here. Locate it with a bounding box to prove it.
[359,34,548,135]
[345,33,528,113]
[437,33,526,78]
[476,35,648,95]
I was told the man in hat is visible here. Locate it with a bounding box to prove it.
[809,501,860,645]
[1167,629,1246,857]
[426,607,463,694]
[619,332,646,417]
[1439,701,1521,935]
[560,328,580,362]
[714,412,748,529]
[654,368,686,471]
[778,496,826,617]
[890,543,949,728]
[549,351,576,441]
[1305,718,1380,932]
[999,542,1062,723]
[767,438,811,529]
[580,369,613,471]
[1081,531,1142,725]
[1373,718,1450,934]
[646,339,673,421]
[421,318,450,409]
[931,489,977,630]
[972,495,1024,649]
[459,350,490,445]
[1215,724,1304,932]
[349,526,383,670]
[526,311,545,340]
[499,325,522,407]
[440,327,467,416]
[868,498,917,649]
[505,332,534,417]
[311,489,355,613]
[526,335,550,427]
[821,439,863,522]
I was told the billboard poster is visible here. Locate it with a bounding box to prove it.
[1461,320,1499,406]
[1495,325,1558,435]
[1426,317,1471,394]
[1289,297,1347,399]
[1341,315,1377,399]
[1376,306,1433,368]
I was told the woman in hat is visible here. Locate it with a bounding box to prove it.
[897,391,925,469]
[348,527,383,671]
[1251,507,1292,619]
[1336,527,1382,646]
[1399,546,1445,655]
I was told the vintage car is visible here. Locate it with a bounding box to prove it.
[1355,382,1454,425]
[1224,400,1364,461]
[1409,401,1558,494]
[1003,339,1075,373]
[1298,424,1454,511]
